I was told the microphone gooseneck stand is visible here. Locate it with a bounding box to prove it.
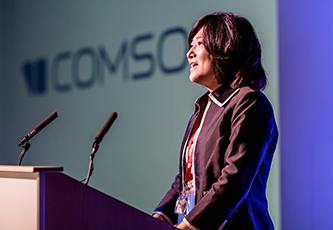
[83,142,99,185]
[18,141,31,166]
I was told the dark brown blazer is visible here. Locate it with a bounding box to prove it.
[154,86,278,230]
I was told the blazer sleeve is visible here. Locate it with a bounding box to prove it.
[153,173,181,224]
[153,110,200,224]
[184,90,278,229]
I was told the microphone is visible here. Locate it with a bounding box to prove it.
[84,112,117,185]
[93,112,118,148]
[18,110,58,146]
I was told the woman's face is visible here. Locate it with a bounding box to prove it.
[187,28,221,92]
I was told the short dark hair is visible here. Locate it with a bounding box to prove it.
[188,12,267,90]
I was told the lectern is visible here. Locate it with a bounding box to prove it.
[0,165,176,230]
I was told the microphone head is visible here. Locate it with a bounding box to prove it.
[18,110,58,146]
[94,112,118,145]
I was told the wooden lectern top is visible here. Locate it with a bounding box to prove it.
[0,165,63,173]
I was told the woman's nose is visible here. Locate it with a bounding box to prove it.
[187,46,195,59]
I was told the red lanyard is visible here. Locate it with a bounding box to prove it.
[185,108,205,182]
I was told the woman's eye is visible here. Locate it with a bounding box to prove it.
[198,41,203,45]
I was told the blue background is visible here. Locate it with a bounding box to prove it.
[279,0,333,229]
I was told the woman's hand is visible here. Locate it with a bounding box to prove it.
[175,221,192,230]
[152,213,168,223]
[153,214,191,229]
